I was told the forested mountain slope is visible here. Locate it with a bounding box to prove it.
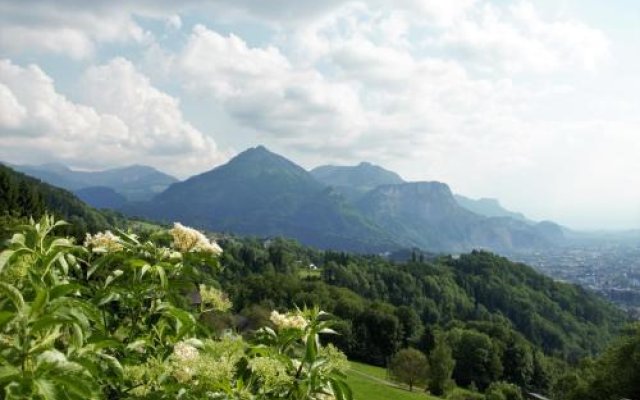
[215,236,627,392]
[0,164,125,237]
[126,146,397,252]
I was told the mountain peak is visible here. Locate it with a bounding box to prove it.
[225,145,309,174]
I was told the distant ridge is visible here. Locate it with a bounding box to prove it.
[125,146,398,252]
[120,146,564,253]
[12,163,178,202]
[454,194,528,221]
[0,164,124,236]
[311,162,404,201]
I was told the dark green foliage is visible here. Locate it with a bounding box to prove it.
[446,328,503,391]
[0,164,125,239]
[449,251,624,357]
[214,236,626,395]
[485,382,523,400]
[429,334,456,395]
[556,323,640,400]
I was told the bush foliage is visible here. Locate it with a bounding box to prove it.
[0,216,351,399]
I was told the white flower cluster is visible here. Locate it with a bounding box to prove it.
[84,231,124,253]
[270,310,309,331]
[169,223,223,255]
[173,341,199,361]
[248,357,293,388]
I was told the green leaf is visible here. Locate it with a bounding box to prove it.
[10,233,25,245]
[140,263,151,278]
[156,265,167,289]
[70,323,84,349]
[54,373,95,399]
[57,253,69,275]
[34,378,58,400]
[305,332,318,363]
[98,353,123,379]
[50,283,83,299]
[0,281,25,311]
[28,327,61,355]
[0,249,15,274]
[97,292,120,306]
[30,315,73,332]
[0,310,16,328]
[50,238,73,248]
[30,287,49,318]
[0,364,20,384]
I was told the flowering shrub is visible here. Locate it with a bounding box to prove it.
[0,215,352,399]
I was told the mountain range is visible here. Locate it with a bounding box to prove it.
[10,163,177,202]
[5,146,565,253]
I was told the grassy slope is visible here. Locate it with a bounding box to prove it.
[347,362,440,400]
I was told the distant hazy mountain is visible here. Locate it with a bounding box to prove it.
[454,194,528,221]
[311,162,404,201]
[13,163,177,202]
[124,146,397,252]
[74,186,127,209]
[0,164,124,235]
[357,182,563,252]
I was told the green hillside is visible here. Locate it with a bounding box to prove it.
[0,164,125,238]
[348,362,441,400]
[0,171,632,398]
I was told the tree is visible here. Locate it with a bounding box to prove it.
[429,334,456,395]
[447,328,503,390]
[388,348,429,392]
[395,305,424,346]
[485,381,524,400]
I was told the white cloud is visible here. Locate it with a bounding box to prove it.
[0,1,167,59]
[435,2,609,74]
[175,25,366,148]
[0,82,26,128]
[0,59,125,140]
[165,14,183,30]
[0,0,636,228]
[0,58,223,177]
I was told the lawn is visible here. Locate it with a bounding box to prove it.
[347,361,441,400]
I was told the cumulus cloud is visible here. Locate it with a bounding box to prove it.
[0,0,636,228]
[175,25,366,147]
[434,2,609,74]
[0,58,222,177]
[0,59,125,140]
[0,0,185,59]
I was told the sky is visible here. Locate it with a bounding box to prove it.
[0,0,639,230]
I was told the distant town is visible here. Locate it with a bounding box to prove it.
[506,242,640,319]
